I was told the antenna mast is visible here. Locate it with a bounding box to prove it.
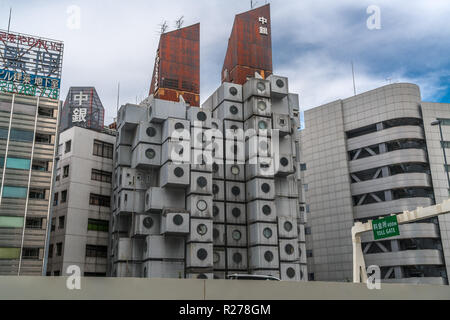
[175,16,184,29]
[159,21,168,34]
[351,61,357,96]
[7,7,12,33]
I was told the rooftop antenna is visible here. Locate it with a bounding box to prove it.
[159,21,168,34]
[386,78,392,84]
[116,82,120,118]
[175,16,184,29]
[7,7,12,33]
[351,61,357,96]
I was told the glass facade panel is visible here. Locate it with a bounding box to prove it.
[0,216,24,228]
[3,186,28,198]
[9,129,34,142]
[6,158,30,170]
[0,248,20,259]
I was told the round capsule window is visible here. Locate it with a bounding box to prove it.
[143,217,153,229]
[229,87,238,96]
[213,228,220,239]
[264,250,274,262]
[146,127,157,137]
[230,105,239,115]
[232,230,242,241]
[213,252,220,263]
[197,248,208,260]
[257,82,266,91]
[231,186,241,196]
[232,207,241,218]
[213,163,219,173]
[286,267,296,279]
[257,101,267,111]
[145,148,156,160]
[197,112,207,122]
[262,205,272,216]
[276,79,285,88]
[173,214,184,226]
[173,167,184,177]
[280,157,289,167]
[263,227,273,239]
[197,200,208,212]
[174,145,184,155]
[197,176,208,188]
[213,184,219,195]
[285,244,295,255]
[174,122,185,131]
[231,165,240,175]
[284,221,293,232]
[261,183,271,193]
[258,121,268,130]
[233,252,242,264]
[213,206,219,217]
[197,224,208,236]
[212,122,218,129]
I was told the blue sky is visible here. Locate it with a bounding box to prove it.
[1,0,449,124]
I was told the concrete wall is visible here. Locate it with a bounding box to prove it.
[0,276,449,300]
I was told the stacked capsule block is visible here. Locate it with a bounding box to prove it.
[201,75,307,281]
[111,97,214,279]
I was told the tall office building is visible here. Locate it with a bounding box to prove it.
[301,83,450,284]
[46,125,116,276]
[109,5,307,280]
[0,30,63,275]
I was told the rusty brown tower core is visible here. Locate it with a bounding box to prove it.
[149,23,200,107]
[222,4,273,85]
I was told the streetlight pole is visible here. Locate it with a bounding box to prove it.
[431,120,450,195]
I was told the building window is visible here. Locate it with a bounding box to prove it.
[29,189,46,200]
[437,118,450,126]
[91,169,112,183]
[58,216,65,229]
[51,218,56,232]
[300,163,307,171]
[61,190,67,203]
[84,272,107,277]
[53,192,58,206]
[48,244,53,259]
[32,160,48,172]
[38,107,53,118]
[308,273,315,281]
[55,175,60,182]
[26,218,42,229]
[85,245,107,258]
[89,194,111,207]
[63,165,69,178]
[56,243,63,256]
[22,248,39,260]
[307,250,313,258]
[35,133,52,144]
[305,205,310,213]
[53,270,60,276]
[88,219,109,232]
[305,227,312,235]
[2,186,28,199]
[65,140,71,153]
[93,140,113,159]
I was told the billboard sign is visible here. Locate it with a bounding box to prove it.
[0,30,64,100]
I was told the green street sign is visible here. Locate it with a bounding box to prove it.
[372,215,400,240]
